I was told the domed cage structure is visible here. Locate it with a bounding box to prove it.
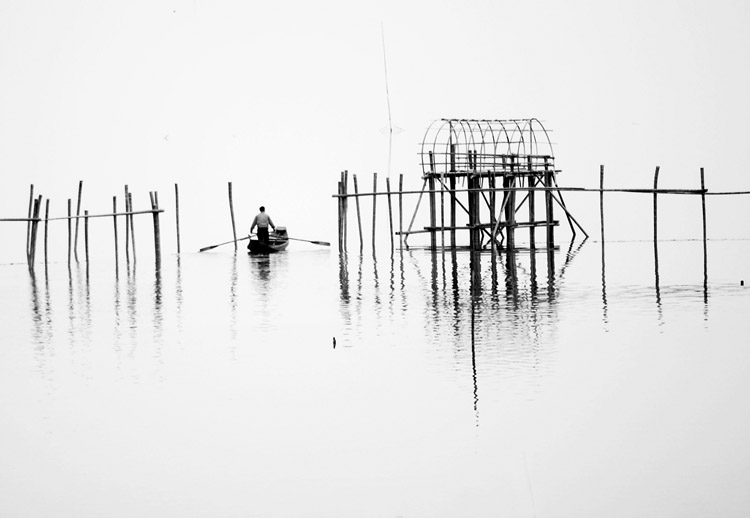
[407,118,581,251]
[420,118,555,176]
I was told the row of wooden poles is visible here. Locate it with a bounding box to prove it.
[2,181,175,272]
[336,165,750,254]
[336,170,403,254]
[5,180,253,271]
[334,169,571,254]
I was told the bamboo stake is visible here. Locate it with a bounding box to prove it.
[44,198,50,268]
[599,165,605,243]
[700,167,708,293]
[124,186,130,263]
[490,172,496,258]
[653,166,661,303]
[386,176,394,253]
[527,156,536,248]
[74,180,83,262]
[29,196,42,269]
[544,159,554,250]
[372,172,377,251]
[26,184,34,264]
[113,196,119,272]
[450,175,456,248]
[428,176,436,250]
[174,183,181,254]
[342,171,348,252]
[151,191,161,267]
[228,182,237,252]
[128,192,136,264]
[337,180,343,252]
[353,175,363,251]
[398,173,403,250]
[440,172,445,250]
[653,166,660,243]
[67,199,72,269]
[84,209,90,266]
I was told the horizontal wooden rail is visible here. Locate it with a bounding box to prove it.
[331,186,722,198]
[0,208,164,223]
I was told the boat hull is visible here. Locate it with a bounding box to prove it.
[247,239,289,254]
[247,228,289,254]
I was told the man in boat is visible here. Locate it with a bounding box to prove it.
[250,206,276,245]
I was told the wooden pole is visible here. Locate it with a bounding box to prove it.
[343,171,348,252]
[29,195,42,269]
[544,158,554,250]
[228,182,237,251]
[353,174,363,251]
[398,173,404,250]
[44,198,50,268]
[527,156,536,249]
[151,191,162,267]
[372,172,377,251]
[468,174,478,250]
[386,176,394,253]
[599,165,605,243]
[489,171,496,257]
[113,196,119,271]
[337,180,343,253]
[124,186,130,263]
[67,199,72,269]
[84,209,90,266]
[74,180,83,262]
[26,184,34,264]
[34,195,42,265]
[440,173,445,250]
[428,175,436,250]
[449,175,456,248]
[506,157,516,251]
[700,167,708,292]
[174,183,181,254]
[653,166,661,303]
[128,192,136,263]
[653,166,660,243]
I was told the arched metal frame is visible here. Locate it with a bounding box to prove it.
[420,118,554,176]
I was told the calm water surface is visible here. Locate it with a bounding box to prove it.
[1,239,749,518]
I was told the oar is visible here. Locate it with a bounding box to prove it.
[287,236,330,246]
[198,235,250,252]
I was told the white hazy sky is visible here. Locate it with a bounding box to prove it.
[1,0,749,253]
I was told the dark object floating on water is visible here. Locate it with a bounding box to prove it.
[247,227,289,254]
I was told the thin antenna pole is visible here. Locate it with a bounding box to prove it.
[381,22,393,178]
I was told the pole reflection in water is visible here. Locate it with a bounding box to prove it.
[175,254,184,338]
[504,248,519,307]
[338,252,350,304]
[546,246,556,302]
[600,233,608,324]
[371,251,381,310]
[28,271,52,379]
[469,249,481,425]
[229,253,238,344]
[152,266,163,367]
[126,266,138,357]
[335,243,585,419]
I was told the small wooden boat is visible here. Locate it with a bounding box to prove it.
[247,227,289,254]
